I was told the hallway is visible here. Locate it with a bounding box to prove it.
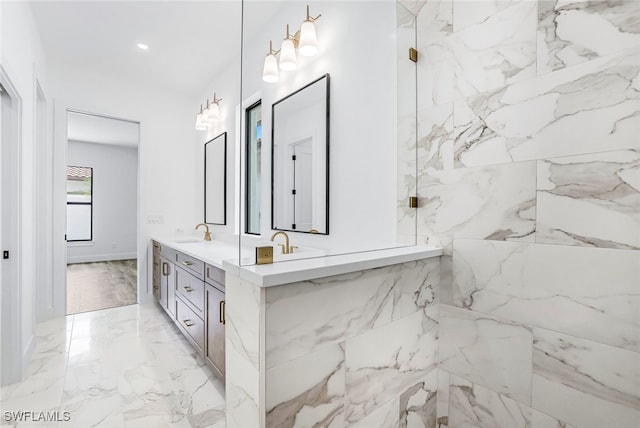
[0,304,225,427]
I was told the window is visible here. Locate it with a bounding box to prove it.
[66,165,93,241]
[245,101,262,235]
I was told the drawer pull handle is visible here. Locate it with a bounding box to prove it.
[153,286,159,290]
[182,319,194,327]
[220,300,226,325]
[162,262,169,276]
[182,261,194,267]
[183,286,193,292]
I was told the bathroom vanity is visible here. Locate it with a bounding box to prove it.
[151,238,441,427]
[152,239,228,380]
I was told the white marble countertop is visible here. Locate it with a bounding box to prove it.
[152,236,442,287]
[223,245,442,287]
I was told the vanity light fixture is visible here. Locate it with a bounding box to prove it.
[195,104,207,130]
[262,40,280,83]
[136,43,149,51]
[298,5,321,57]
[194,94,223,130]
[279,25,298,71]
[262,5,321,83]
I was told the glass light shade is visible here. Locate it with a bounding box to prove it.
[298,20,318,56]
[195,113,207,130]
[262,53,279,83]
[208,102,220,121]
[279,38,297,71]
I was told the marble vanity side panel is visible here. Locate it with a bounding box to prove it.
[447,375,575,428]
[349,397,399,428]
[265,343,345,428]
[265,259,438,370]
[536,149,640,250]
[225,274,264,428]
[438,305,533,404]
[538,0,640,75]
[392,258,439,321]
[532,327,640,428]
[452,238,640,352]
[419,161,537,243]
[452,47,640,168]
[436,370,450,427]
[398,369,438,428]
[397,2,418,245]
[344,310,439,426]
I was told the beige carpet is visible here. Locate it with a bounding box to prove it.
[67,259,137,315]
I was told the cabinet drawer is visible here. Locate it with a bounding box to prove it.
[205,263,225,288]
[175,267,205,315]
[160,245,178,262]
[176,298,204,352]
[177,251,205,280]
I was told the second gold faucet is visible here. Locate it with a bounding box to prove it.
[195,223,212,241]
[271,231,297,254]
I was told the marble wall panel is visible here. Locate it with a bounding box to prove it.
[225,274,263,428]
[349,397,400,428]
[452,47,640,167]
[536,149,640,249]
[452,239,640,352]
[266,343,344,428]
[438,305,533,404]
[265,260,439,370]
[538,0,640,74]
[399,370,438,428]
[447,374,574,428]
[532,327,640,428]
[345,310,438,426]
[419,161,536,243]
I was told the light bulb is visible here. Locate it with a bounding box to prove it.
[298,20,318,56]
[209,102,220,121]
[195,111,207,130]
[279,38,297,71]
[263,53,279,83]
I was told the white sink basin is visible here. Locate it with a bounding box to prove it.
[172,238,201,243]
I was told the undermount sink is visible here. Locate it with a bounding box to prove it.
[172,238,202,244]
[273,246,326,261]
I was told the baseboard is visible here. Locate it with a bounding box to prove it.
[67,252,137,264]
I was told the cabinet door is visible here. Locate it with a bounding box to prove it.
[206,284,225,380]
[153,248,161,301]
[160,256,175,311]
[166,261,176,317]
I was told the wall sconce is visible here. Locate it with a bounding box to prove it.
[195,94,223,130]
[262,4,321,83]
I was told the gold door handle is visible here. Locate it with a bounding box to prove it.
[182,319,194,327]
[220,300,225,325]
[162,262,169,276]
[183,286,193,292]
[153,286,159,290]
[182,261,193,267]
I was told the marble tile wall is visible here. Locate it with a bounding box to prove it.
[403,0,640,427]
[263,259,441,428]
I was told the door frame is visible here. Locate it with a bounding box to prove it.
[0,65,24,385]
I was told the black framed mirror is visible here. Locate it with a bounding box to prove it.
[271,74,330,234]
[204,132,227,225]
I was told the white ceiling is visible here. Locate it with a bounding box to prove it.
[29,1,245,99]
[67,111,139,147]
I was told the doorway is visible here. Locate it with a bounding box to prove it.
[65,111,139,315]
[0,70,22,386]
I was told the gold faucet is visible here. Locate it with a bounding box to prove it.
[270,231,297,254]
[195,223,212,241]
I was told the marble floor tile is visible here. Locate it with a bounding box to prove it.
[0,303,224,428]
[538,0,640,74]
[67,259,137,315]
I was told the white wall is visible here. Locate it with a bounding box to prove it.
[0,0,50,375]
[194,0,399,255]
[66,141,138,263]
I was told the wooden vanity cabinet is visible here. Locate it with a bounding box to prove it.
[151,241,226,380]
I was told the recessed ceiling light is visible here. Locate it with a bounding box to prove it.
[137,43,149,51]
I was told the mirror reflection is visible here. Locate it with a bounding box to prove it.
[204,132,227,225]
[271,74,329,234]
